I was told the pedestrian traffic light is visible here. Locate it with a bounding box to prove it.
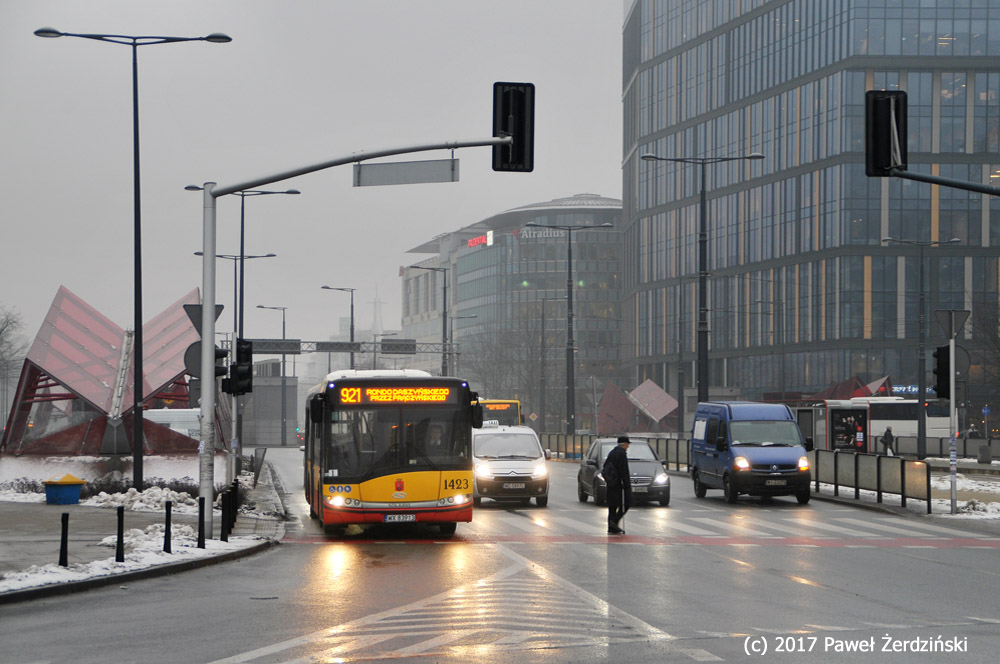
[233,338,253,395]
[865,90,907,177]
[492,82,535,173]
[933,345,950,400]
[214,345,228,378]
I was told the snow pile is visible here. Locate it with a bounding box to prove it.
[0,524,263,594]
[956,499,1000,516]
[83,486,202,514]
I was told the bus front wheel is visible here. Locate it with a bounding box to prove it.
[438,522,457,537]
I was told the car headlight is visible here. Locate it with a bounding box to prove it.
[733,456,751,471]
[798,456,810,471]
[474,462,492,479]
[653,472,668,485]
[532,463,548,478]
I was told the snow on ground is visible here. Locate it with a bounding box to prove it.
[0,523,267,594]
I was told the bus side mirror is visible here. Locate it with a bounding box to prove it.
[472,403,484,428]
[309,394,324,425]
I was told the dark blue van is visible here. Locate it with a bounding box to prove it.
[690,402,812,504]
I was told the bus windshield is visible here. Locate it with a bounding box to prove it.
[323,406,469,481]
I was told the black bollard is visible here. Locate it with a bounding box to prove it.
[164,500,172,554]
[220,488,229,542]
[197,496,206,549]
[115,505,125,562]
[59,513,69,567]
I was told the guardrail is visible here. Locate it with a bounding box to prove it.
[893,436,998,460]
[810,449,932,514]
[539,433,691,471]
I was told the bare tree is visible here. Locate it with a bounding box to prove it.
[1,305,28,420]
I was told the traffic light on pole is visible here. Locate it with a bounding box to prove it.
[233,339,253,395]
[492,82,535,172]
[865,90,907,177]
[933,345,950,400]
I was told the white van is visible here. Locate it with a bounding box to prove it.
[471,423,550,507]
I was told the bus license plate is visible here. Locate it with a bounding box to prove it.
[502,482,526,489]
[765,479,786,486]
[384,514,416,523]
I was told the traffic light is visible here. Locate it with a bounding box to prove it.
[933,345,950,400]
[214,346,228,377]
[492,82,535,172]
[233,338,253,395]
[865,90,907,177]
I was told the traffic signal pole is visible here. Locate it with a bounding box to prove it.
[949,336,957,514]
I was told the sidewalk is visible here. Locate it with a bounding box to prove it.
[0,463,286,604]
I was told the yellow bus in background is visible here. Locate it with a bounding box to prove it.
[480,399,522,426]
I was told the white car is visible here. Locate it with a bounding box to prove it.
[471,424,550,507]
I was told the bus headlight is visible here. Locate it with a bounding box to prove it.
[798,456,810,471]
[733,456,751,471]
[532,463,548,478]
[474,462,492,479]
[325,495,346,507]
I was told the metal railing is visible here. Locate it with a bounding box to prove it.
[810,449,932,513]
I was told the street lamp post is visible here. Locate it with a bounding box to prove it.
[256,305,288,446]
[373,332,397,370]
[37,26,231,489]
[525,222,613,435]
[882,236,961,459]
[408,265,449,376]
[539,297,564,433]
[195,252,274,470]
[321,287,356,371]
[187,186,298,454]
[641,151,764,403]
[449,315,477,377]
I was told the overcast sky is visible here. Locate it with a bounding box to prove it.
[0,0,624,351]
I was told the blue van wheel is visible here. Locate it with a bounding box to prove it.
[723,475,739,503]
[796,490,811,505]
[693,472,707,498]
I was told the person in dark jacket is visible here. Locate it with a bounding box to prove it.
[603,435,633,534]
[881,426,895,456]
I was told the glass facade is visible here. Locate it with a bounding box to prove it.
[401,194,622,433]
[624,0,1000,414]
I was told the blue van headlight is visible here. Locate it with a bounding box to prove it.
[798,456,810,471]
[733,456,751,471]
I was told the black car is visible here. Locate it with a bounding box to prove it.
[577,438,670,506]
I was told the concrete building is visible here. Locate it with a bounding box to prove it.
[401,193,623,433]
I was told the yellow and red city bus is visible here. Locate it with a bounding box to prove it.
[480,399,522,426]
[304,370,483,536]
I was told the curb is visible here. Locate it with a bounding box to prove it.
[0,536,281,605]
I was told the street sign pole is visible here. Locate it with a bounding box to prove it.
[949,334,957,514]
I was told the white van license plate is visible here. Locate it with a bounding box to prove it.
[503,482,526,489]
[385,514,416,523]
[765,479,786,486]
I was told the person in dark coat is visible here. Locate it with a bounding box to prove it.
[881,426,895,456]
[603,435,633,534]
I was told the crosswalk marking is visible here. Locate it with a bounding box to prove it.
[780,517,879,537]
[872,517,987,538]
[834,517,941,538]
[688,517,780,538]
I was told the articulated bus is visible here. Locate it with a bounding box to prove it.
[479,399,522,426]
[303,370,483,537]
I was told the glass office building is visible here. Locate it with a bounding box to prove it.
[623,0,1000,420]
[401,193,622,433]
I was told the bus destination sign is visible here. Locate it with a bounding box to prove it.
[338,385,456,405]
